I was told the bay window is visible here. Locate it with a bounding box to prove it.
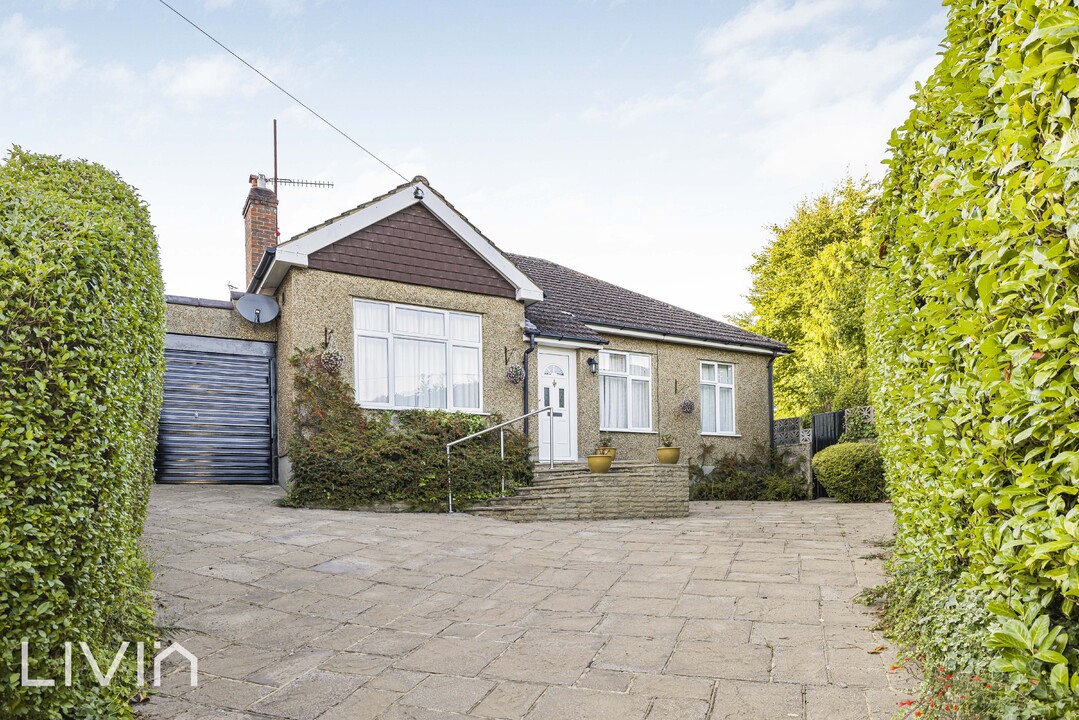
[353,299,482,412]
[700,361,735,434]
[599,351,652,431]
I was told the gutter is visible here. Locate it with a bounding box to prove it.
[246,247,277,294]
[583,321,789,356]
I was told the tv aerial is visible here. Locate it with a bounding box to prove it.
[268,119,334,194]
[235,293,280,325]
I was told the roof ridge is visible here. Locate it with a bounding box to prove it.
[288,176,500,251]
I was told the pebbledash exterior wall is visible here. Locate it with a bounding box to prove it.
[526,334,774,463]
[165,296,277,343]
[166,287,774,481]
[272,267,527,465]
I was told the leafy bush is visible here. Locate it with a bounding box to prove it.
[690,443,807,501]
[838,411,876,443]
[868,1,1079,715]
[284,350,532,510]
[0,148,166,717]
[811,442,885,503]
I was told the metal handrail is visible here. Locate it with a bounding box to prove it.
[445,406,554,513]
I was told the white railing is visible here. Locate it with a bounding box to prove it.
[445,406,554,513]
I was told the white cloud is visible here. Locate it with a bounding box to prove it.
[700,0,855,58]
[697,0,943,182]
[0,14,80,93]
[151,54,267,109]
[580,92,688,126]
[200,0,308,16]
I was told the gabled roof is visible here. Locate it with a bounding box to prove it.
[507,254,789,354]
[249,177,544,302]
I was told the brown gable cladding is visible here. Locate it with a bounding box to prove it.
[307,203,517,299]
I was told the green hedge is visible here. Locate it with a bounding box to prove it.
[284,350,532,510]
[689,443,807,501]
[868,1,1079,715]
[0,149,166,717]
[811,442,885,503]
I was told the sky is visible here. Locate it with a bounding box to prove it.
[1,0,945,320]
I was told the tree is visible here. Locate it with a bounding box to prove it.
[738,176,874,419]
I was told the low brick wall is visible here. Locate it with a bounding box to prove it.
[469,463,689,522]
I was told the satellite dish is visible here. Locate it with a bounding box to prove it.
[235,293,280,324]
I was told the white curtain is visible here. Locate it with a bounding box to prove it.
[602,375,628,429]
[356,336,389,403]
[716,364,733,384]
[395,307,444,336]
[394,338,446,408]
[718,386,734,433]
[631,379,649,428]
[356,301,389,332]
[449,314,480,342]
[701,384,717,433]
[451,346,480,410]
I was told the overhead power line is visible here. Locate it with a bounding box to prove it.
[155,0,408,183]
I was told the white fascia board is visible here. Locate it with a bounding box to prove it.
[277,190,418,256]
[526,335,605,350]
[254,249,308,295]
[585,324,782,356]
[273,181,544,303]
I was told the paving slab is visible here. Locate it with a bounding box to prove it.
[139,488,904,719]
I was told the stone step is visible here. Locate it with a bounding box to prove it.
[464,463,689,522]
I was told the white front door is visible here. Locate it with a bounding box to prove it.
[538,350,576,462]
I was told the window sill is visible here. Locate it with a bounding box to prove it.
[357,404,490,416]
[600,428,657,434]
[701,432,741,438]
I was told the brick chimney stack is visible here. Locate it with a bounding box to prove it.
[243,173,279,285]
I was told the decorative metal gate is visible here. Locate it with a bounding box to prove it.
[810,410,846,498]
[155,334,275,484]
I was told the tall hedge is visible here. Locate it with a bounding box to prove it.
[0,149,166,717]
[869,1,1079,716]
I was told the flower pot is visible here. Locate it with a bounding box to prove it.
[587,454,613,474]
[595,447,616,460]
[656,447,681,464]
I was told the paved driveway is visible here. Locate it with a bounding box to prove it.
[140,486,914,720]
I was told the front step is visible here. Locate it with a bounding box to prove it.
[465,463,689,522]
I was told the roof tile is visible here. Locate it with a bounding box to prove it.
[507,254,788,353]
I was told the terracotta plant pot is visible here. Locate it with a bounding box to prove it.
[587,454,613,474]
[595,447,616,460]
[656,447,681,464]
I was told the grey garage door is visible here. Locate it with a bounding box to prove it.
[155,334,276,484]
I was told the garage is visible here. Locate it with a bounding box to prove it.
[155,333,276,484]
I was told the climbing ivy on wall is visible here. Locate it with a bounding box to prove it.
[284,349,532,511]
[868,0,1079,716]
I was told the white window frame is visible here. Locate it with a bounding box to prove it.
[352,298,483,412]
[700,360,737,436]
[599,350,653,432]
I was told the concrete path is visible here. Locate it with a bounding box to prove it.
[139,486,914,720]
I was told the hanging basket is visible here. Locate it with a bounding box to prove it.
[679,398,695,414]
[320,349,343,375]
[505,364,525,385]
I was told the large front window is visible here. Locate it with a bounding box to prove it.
[599,351,652,431]
[353,299,482,412]
[700,361,735,434]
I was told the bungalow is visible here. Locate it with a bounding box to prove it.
[161,175,788,485]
